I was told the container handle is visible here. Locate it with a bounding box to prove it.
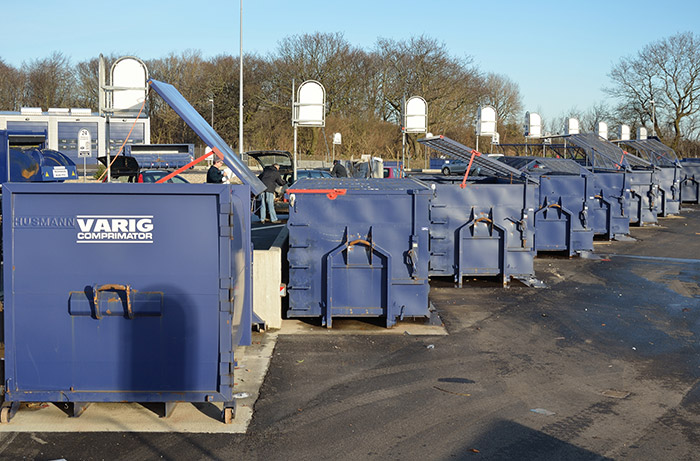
[93,284,133,319]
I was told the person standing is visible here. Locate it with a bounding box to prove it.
[331,159,348,178]
[258,163,286,223]
[207,158,225,183]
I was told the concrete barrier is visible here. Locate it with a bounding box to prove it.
[252,227,288,330]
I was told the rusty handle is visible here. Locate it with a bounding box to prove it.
[93,284,133,319]
[347,239,371,248]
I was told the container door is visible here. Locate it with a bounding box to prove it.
[5,187,227,401]
[326,240,389,324]
[534,199,570,251]
[457,209,504,283]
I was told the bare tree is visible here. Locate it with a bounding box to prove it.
[376,36,483,160]
[607,32,700,149]
[481,73,522,124]
[0,58,24,110]
[22,51,75,109]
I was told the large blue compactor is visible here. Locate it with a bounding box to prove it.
[0,79,266,424]
[286,178,432,327]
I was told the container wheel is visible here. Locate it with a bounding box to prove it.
[442,167,450,176]
[223,407,234,424]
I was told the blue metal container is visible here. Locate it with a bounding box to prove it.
[286,178,431,327]
[123,143,194,169]
[2,183,252,421]
[499,157,594,255]
[559,134,658,227]
[615,138,682,215]
[588,171,631,238]
[419,176,537,286]
[680,158,700,204]
[415,135,539,286]
[0,130,78,183]
[627,170,659,226]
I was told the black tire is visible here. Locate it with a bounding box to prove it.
[442,167,450,176]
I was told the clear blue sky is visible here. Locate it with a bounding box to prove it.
[4,0,700,122]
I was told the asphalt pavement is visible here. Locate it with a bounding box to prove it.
[1,205,698,460]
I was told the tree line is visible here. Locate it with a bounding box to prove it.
[1,32,699,159]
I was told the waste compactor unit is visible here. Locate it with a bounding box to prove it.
[680,158,700,204]
[1,182,252,423]
[417,136,539,287]
[615,137,682,216]
[285,178,431,328]
[587,171,631,239]
[0,130,78,183]
[499,156,594,256]
[554,133,659,227]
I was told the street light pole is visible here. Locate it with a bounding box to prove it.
[650,99,656,137]
[239,0,244,159]
[209,97,214,129]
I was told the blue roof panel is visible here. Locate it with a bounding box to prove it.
[148,79,266,195]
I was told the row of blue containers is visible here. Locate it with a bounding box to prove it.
[285,134,694,328]
[1,79,267,423]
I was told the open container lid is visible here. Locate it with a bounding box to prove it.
[499,156,591,176]
[418,135,538,184]
[565,133,651,171]
[149,79,266,195]
[615,138,680,167]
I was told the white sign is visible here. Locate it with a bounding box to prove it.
[78,128,92,158]
[53,166,68,178]
[491,132,500,145]
[404,96,428,133]
[596,122,608,140]
[295,80,325,127]
[76,215,154,244]
[619,124,631,141]
[333,133,342,145]
[111,57,148,113]
[477,105,497,136]
[565,118,580,135]
[524,112,542,138]
[637,127,648,140]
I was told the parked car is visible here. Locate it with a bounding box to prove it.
[441,160,468,175]
[105,169,189,183]
[137,170,189,183]
[99,155,188,183]
[383,166,400,178]
[296,169,332,180]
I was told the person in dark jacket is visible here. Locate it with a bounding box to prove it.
[258,163,286,223]
[206,158,225,183]
[330,159,348,178]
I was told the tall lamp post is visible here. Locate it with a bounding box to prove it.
[209,97,214,129]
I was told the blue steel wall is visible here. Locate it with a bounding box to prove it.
[588,172,630,237]
[680,160,700,203]
[653,167,682,216]
[2,183,250,403]
[627,171,659,225]
[287,181,431,325]
[426,181,537,281]
[535,175,594,254]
